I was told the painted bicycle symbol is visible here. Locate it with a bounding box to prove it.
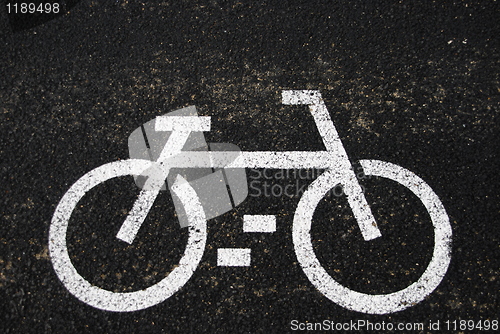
[49,90,452,314]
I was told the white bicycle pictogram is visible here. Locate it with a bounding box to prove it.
[49,90,452,314]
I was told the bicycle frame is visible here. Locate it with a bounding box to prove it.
[49,89,452,314]
[117,90,381,244]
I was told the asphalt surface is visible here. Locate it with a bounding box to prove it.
[1,1,499,333]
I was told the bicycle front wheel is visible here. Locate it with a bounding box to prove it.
[49,159,207,312]
[293,159,452,314]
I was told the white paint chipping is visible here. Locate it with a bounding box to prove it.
[50,89,452,314]
[116,129,191,244]
[282,90,381,241]
[292,159,452,314]
[217,248,251,266]
[152,151,337,169]
[155,116,211,132]
[243,215,276,233]
[49,165,207,312]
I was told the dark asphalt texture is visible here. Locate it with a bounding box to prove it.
[1,1,499,333]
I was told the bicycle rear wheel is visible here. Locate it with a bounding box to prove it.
[49,159,207,312]
[293,159,452,314]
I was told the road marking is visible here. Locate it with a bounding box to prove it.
[293,159,452,314]
[49,90,451,313]
[282,90,381,241]
[243,215,276,233]
[49,167,207,312]
[116,130,191,244]
[217,248,251,266]
[155,116,211,132]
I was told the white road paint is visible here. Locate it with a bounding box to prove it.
[147,151,336,169]
[282,90,341,154]
[49,164,207,312]
[243,215,276,233]
[283,90,381,241]
[217,248,251,266]
[50,90,451,313]
[155,115,211,132]
[115,90,380,242]
[116,129,191,244]
[293,159,452,314]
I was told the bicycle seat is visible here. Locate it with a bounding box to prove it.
[128,106,248,227]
